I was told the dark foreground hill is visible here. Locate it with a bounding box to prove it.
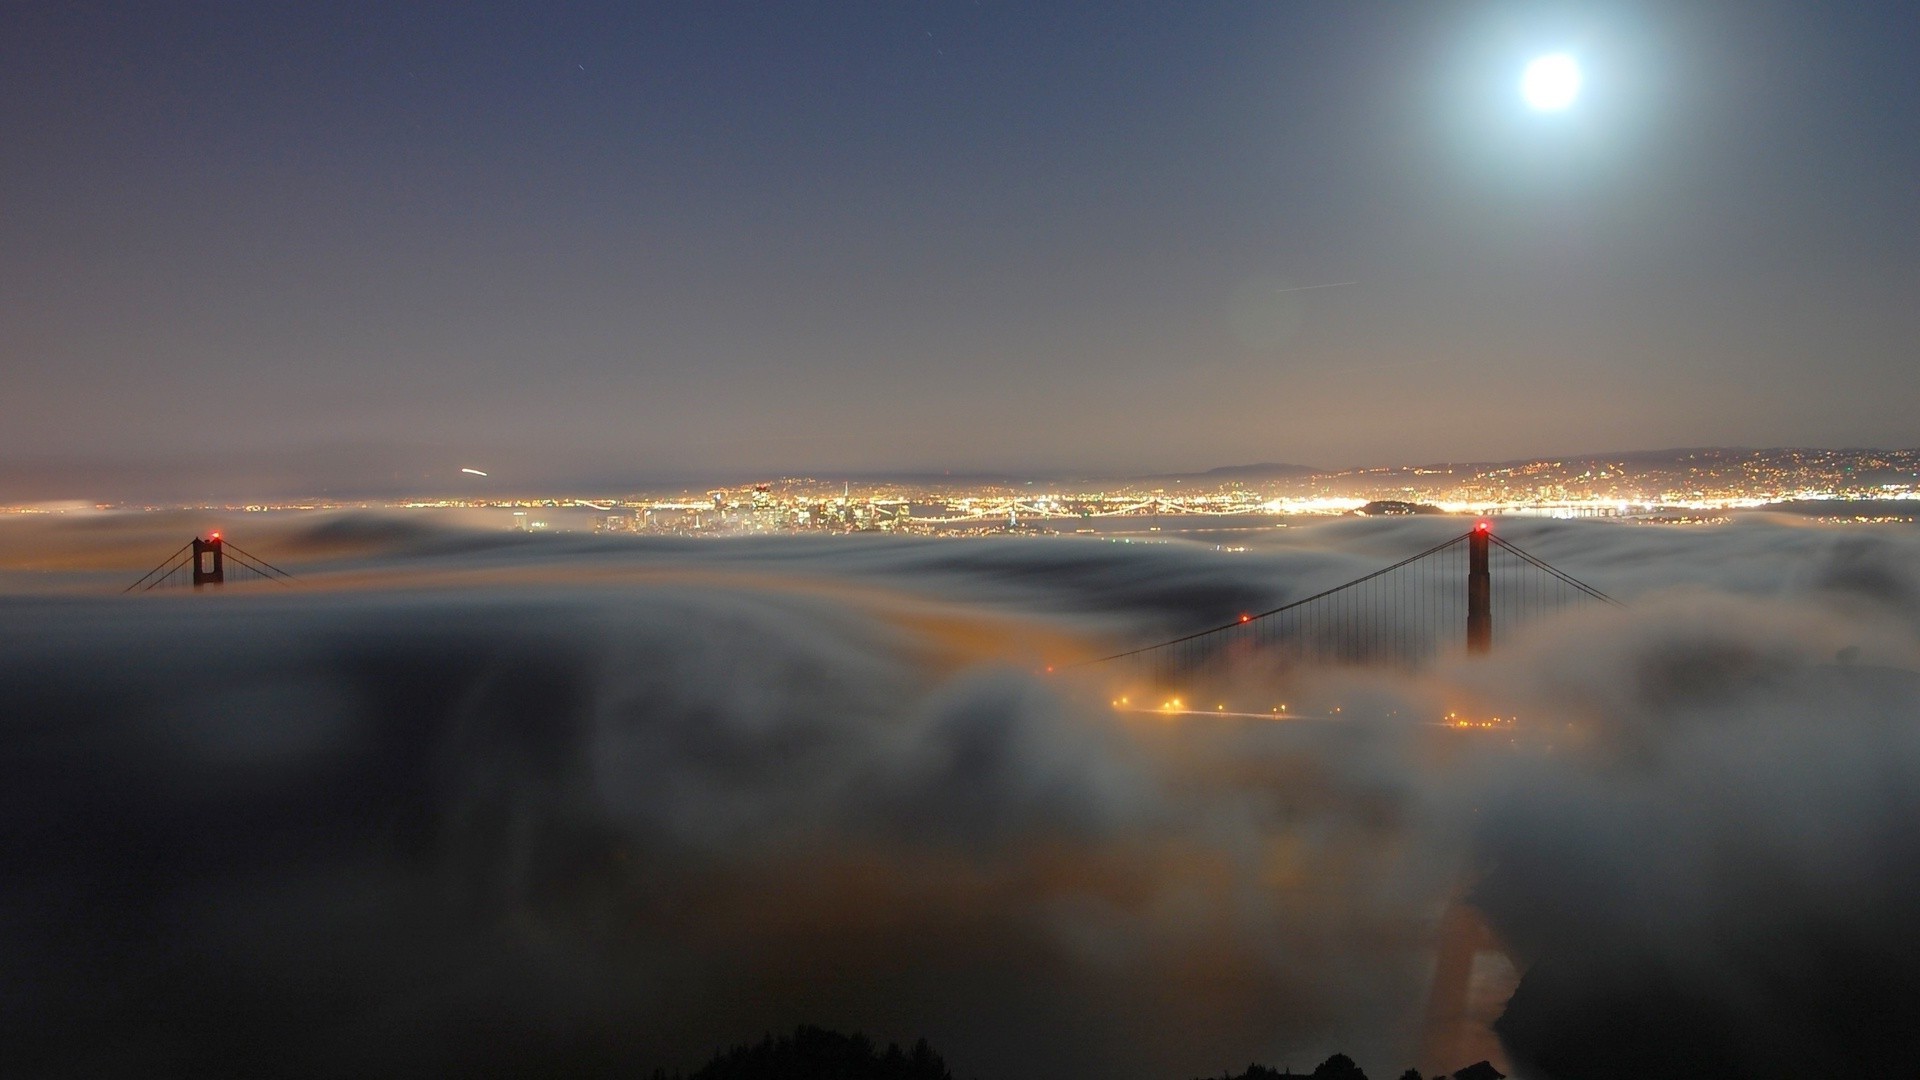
[649,1027,1502,1080]
[1197,1052,1502,1080]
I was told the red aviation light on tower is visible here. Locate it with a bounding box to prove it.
[1475,520,1491,533]
[209,531,222,541]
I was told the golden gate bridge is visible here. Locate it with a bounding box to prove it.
[124,523,1614,679]
[1073,520,1618,680]
[124,533,295,592]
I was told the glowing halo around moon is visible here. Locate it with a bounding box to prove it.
[1521,53,1582,111]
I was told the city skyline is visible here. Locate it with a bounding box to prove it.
[9,441,1918,512]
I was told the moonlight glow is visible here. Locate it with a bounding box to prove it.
[1521,53,1582,111]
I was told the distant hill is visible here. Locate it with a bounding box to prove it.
[1195,462,1324,479]
[1201,448,1808,482]
[1389,446,1899,476]
[1751,499,1920,519]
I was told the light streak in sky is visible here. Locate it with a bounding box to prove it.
[461,468,489,476]
[1268,281,1358,294]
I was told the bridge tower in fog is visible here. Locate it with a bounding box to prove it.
[125,534,295,592]
[191,534,224,587]
[1073,519,1618,679]
[1467,520,1491,655]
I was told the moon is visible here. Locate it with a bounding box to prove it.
[1521,53,1582,111]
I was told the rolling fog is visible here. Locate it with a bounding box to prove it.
[4,513,1919,1079]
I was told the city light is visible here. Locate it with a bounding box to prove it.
[29,449,1915,529]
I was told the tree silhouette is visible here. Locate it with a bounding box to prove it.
[1311,1053,1368,1080]
[660,1025,955,1080]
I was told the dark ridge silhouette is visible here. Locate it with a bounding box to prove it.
[654,1033,1506,1080]
[1192,1051,1367,1080]
[652,1026,954,1080]
[1194,1054,1502,1080]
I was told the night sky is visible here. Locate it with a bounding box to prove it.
[5,2,1918,498]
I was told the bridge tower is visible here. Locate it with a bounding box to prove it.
[191,534,224,587]
[1467,520,1491,654]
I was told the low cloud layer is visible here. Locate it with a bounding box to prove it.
[4,513,1920,1078]
[1461,595,1920,1079]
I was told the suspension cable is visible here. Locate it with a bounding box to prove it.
[1488,535,1621,605]
[1069,529,1479,668]
[221,543,296,583]
[124,543,193,593]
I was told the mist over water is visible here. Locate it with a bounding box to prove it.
[5,512,1920,1079]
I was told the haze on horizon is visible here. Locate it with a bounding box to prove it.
[5,1,1918,502]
